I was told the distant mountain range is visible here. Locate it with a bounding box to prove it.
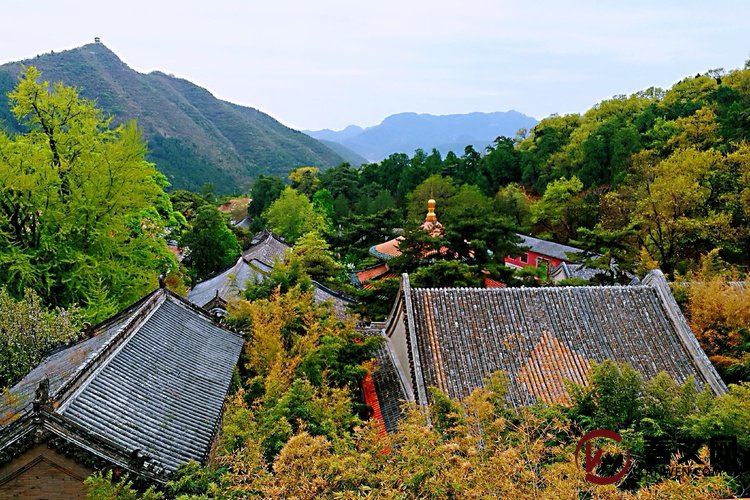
[0,42,345,193]
[306,111,539,162]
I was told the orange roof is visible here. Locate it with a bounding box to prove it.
[356,263,391,284]
[362,373,387,437]
[484,277,506,288]
[372,236,404,258]
[361,273,399,289]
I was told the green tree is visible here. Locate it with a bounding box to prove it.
[312,188,335,226]
[570,224,639,284]
[0,288,83,389]
[531,175,591,243]
[265,187,326,244]
[410,261,481,288]
[406,174,457,222]
[632,148,732,272]
[182,205,240,281]
[288,167,320,197]
[0,67,175,321]
[169,189,209,220]
[495,183,532,230]
[248,175,285,219]
[293,231,343,285]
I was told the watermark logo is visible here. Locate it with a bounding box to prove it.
[574,429,632,485]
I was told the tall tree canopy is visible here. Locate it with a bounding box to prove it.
[181,205,240,282]
[0,67,177,321]
[265,187,326,244]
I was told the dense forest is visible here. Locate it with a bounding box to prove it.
[2,62,750,498]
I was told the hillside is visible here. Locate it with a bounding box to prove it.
[0,42,345,193]
[316,139,367,166]
[306,111,538,162]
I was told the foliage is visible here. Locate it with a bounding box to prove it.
[685,382,750,449]
[674,251,750,383]
[243,253,312,303]
[531,176,594,243]
[351,276,402,322]
[288,166,321,197]
[495,183,533,230]
[184,368,736,499]
[248,175,285,219]
[181,205,240,282]
[84,470,163,499]
[169,189,209,220]
[410,260,482,288]
[265,187,326,244]
[570,224,639,284]
[292,231,343,286]
[0,67,177,322]
[0,288,83,389]
[222,286,379,462]
[330,208,403,263]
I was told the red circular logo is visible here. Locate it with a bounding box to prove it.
[574,429,632,485]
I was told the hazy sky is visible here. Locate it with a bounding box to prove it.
[1,1,748,131]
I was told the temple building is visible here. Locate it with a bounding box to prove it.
[364,270,725,431]
[0,287,244,498]
[353,199,444,288]
[504,234,583,271]
[188,229,353,318]
[354,200,601,287]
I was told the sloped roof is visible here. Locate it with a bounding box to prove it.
[369,237,403,260]
[516,234,583,262]
[550,262,640,285]
[188,259,353,319]
[357,323,409,433]
[393,271,726,408]
[187,257,267,308]
[243,229,290,266]
[549,262,602,281]
[232,216,252,230]
[0,289,244,475]
[353,263,391,286]
[311,281,355,318]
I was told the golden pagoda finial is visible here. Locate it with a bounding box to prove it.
[425,199,437,223]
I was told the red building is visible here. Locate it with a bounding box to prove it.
[504,234,583,271]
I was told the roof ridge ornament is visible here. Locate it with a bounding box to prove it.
[425,199,437,223]
[33,377,51,411]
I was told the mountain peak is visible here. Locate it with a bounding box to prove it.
[0,44,345,192]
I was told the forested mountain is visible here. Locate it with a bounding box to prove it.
[306,111,538,161]
[0,42,345,193]
[316,139,368,166]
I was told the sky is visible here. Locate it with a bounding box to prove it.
[1,1,748,131]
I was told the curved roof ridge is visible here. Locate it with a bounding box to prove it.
[411,284,643,293]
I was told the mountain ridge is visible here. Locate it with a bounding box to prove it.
[0,42,345,193]
[306,110,538,162]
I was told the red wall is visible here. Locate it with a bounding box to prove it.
[504,250,565,270]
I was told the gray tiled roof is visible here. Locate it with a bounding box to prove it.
[371,343,408,433]
[188,229,291,308]
[1,289,244,474]
[397,271,726,407]
[312,281,354,319]
[516,234,583,261]
[0,294,153,426]
[187,257,267,307]
[243,229,290,267]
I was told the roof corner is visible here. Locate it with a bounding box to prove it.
[644,269,727,395]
